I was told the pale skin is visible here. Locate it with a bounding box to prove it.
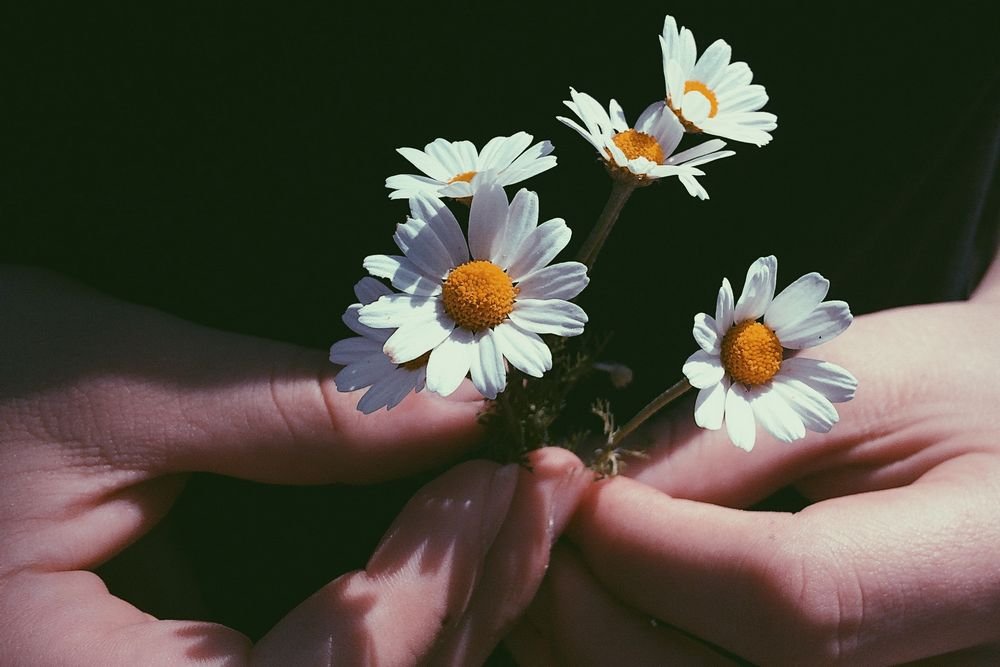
[0,266,591,666]
[508,247,1000,665]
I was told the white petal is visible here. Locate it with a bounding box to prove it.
[468,182,509,261]
[715,277,735,333]
[494,188,539,270]
[668,138,728,165]
[682,349,726,389]
[750,385,806,443]
[509,299,587,337]
[677,26,697,73]
[734,255,778,323]
[634,100,664,136]
[664,60,686,107]
[692,39,732,88]
[493,322,552,378]
[396,146,451,181]
[450,140,478,172]
[342,304,390,341]
[358,294,440,329]
[692,312,720,354]
[516,262,589,300]
[393,218,455,281]
[764,272,830,333]
[607,98,629,132]
[363,254,442,296]
[409,194,470,266]
[425,328,475,397]
[772,376,839,433]
[436,180,476,199]
[571,88,614,131]
[334,355,397,392]
[715,61,753,94]
[469,329,506,399]
[480,132,532,171]
[694,376,729,430]
[718,84,769,113]
[698,117,774,146]
[500,142,557,183]
[329,337,383,365]
[780,357,857,403]
[475,135,509,169]
[681,91,712,125]
[423,139,463,177]
[357,371,417,414]
[651,107,686,156]
[385,173,445,199]
[724,384,757,451]
[353,276,394,304]
[774,301,852,349]
[382,315,455,364]
[506,219,571,280]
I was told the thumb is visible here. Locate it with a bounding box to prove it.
[622,310,887,507]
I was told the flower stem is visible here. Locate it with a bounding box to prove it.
[576,177,637,271]
[611,378,692,447]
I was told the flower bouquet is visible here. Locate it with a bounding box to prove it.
[329,14,857,474]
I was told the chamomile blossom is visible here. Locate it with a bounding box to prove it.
[329,277,427,414]
[661,14,778,146]
[683,255,858,451]
[359,184,588,400]
[556,87,734,199]
[385,132,556,201]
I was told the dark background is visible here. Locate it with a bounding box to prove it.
[3,0,998,656]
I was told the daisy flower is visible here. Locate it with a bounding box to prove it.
[660,14,778,146]
[329,277,428,414]
[385,132,557,201]
[556,87,734,199]
[359,184,589,400]
[683,255,858,450]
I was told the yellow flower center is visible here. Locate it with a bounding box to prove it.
[448,170,477,184]
[441,260,518,331]
[720,320,783,386]
[399,350,431,371]
[610,129,665,164]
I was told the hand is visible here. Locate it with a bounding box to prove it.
[507,251,1000,665]
[0,266,590,666]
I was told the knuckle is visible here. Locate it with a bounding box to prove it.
[753,525,866,665]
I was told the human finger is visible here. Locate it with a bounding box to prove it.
[0,569,251,666]
[425,447,590,666]
[254,449,588,666]
[625,302,1000,506]
[1,266,484,485]
[569,458,1000,665]
[507,542,737,666]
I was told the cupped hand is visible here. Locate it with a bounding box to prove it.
[0,266,590,666]
[508,252,1000,666]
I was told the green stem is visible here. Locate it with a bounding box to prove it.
[575,177,637,271]
[611,378,692,447]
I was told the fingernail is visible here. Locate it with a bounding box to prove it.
[546,466,585,546]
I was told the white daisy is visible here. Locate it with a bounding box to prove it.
[359,184,589,400]
[683,255,858,451]
[556,87,734,199]
[385,132,557,201]
[329,277,428,414]
[660,14,778,147]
